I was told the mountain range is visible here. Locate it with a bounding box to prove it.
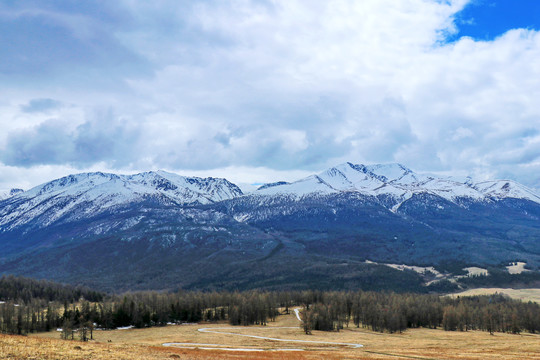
[1,162,539,292]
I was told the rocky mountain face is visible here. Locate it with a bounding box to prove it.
[0,188,23,201]
[0,170,242,230]
[0,163,539,292]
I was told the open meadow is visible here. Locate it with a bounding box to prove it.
[14,308,539,360]
[450,288,540,304]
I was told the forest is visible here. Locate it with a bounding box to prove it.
[1,275,539,340]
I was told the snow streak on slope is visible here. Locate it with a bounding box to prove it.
[254,175,336,196]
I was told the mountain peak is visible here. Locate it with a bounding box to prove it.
[363,163,414,182]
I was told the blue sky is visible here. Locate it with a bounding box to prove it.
[0,0,539,191]
[453,0,540,40]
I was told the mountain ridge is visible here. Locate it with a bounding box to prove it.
[253,162,540,206]
[2,162,539,233]
[4,162,539,206]
[0,171,243,230]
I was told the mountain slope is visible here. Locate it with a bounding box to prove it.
[0,171,242,231]
[214,162,540,271]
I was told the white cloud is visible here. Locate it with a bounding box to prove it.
[451,127,474,141]
[0,0,539,189]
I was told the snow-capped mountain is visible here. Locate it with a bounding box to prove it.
[0,171,242,229]
[0,163,539,292]
[16,170,242,205]
[1,162,539,232]
[255,162,540,207]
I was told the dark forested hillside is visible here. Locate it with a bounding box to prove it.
[0,275,104,303]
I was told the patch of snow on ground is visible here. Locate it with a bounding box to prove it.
[294,308,302,322]
[366,260,497,286]
[383,263,444,278]
[234,214,251,222]
[365,260,454,285]
[390,202,404,213]
[116,325,134,330]
[463,267,489,277]
[162,343,305,351]
[196,327,363,348]
[506,262,530,274]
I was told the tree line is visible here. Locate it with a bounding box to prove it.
[0,287,281,338]
[299,291,540,335]
[1,276,539,339]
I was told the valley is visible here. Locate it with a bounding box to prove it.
[1,162,540,360]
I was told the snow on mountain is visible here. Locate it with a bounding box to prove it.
[131,170,243,203]
[0,189,24,200]
[319,163,387,192]
[474,179,540,203]
[254,162,540,207]
[0,191,7,201]
[364,163,424,184]
[255,163,393,197]
[15,171,242,205]
[0,171,242,229]
[254,175,336,196]
[1,163,539,230]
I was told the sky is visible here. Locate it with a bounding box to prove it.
[0,0,539,192]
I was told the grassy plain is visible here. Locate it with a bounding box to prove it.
[450,288,540,303]
[6,308,537,360]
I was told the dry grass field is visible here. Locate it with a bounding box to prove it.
[450,288,540,303]
[3,308,536,359]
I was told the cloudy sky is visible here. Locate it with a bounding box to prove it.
[1,0,539,191]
